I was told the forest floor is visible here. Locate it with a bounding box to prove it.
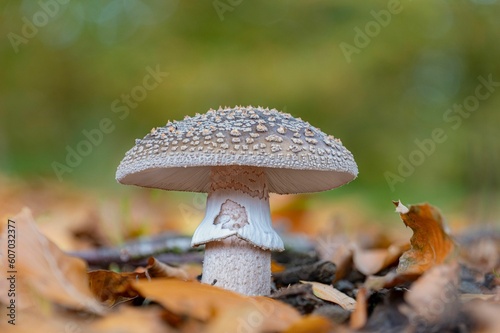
[0,176,499,333]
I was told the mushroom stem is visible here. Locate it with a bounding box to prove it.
[202,236,271,295]
[191,166,284,295]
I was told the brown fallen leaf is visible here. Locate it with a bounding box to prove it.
[400,263,460,326]
[90,305,173,333]
[460,294,497,302]
[146,257,189,280]
[394,201,456,275]
[459,231,500,273]
[283,315,334,333]
[88,257,200,307]
[317,234,353,282]
[132,278,300,331]
[271,260,286,273]
[133,278,243,321]
[364,271,420,291]
[206,296,301,333]
[350,287,368,330]
[352,241,409,276]
[88,270,146,307]
[0,208,105,314]
[300,281,356,311]
[463,300,500,333]
[0,305,96,333]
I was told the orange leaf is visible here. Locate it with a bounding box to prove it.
[88,270,145,307]
[283,315,334,333]
[132,278,300,331]
[394,201,456,275]
[0,208,105,314]
[206,296,301,333]
[90,305,171,333]
[350,287,368,329]
[133,279,241,321]
[271,260,286,273]
[146,257,189,280]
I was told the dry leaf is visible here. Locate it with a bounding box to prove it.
[460,294,497,302]
[400,263,459,325]
[0,306,96,333]
[353,242,409,276]
[133,278,243,321]
[394,201,456,275]
[271,260,286,273]
[88,270,146,307]
[364,271,419,291]
[353,248,387,276]
[283,315,334,333]
[463,299,500,333]
[90,305,173,333]
[350,287,368,329]
[146,257,189,280]
[132,278,300,330]
[0,208,105,314]
[206,296,300,333]
[317,235,353,282]
[459,232,500,273]
[300,281,356,311]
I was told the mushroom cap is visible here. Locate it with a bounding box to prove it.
[116,106,358,194]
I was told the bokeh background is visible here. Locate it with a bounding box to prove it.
[1,0,499,229]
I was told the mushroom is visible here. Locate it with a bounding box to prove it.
[116,106,358,295]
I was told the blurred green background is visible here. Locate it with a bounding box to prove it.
[1,0,499,222]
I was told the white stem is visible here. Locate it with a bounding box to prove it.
[202,236,271,295]
[192,166,283,250]
[191,166,284,295]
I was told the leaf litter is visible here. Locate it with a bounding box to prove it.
[1,180,499,333]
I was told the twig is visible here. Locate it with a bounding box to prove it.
[68,232,316,268]
[68,233,200,267]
